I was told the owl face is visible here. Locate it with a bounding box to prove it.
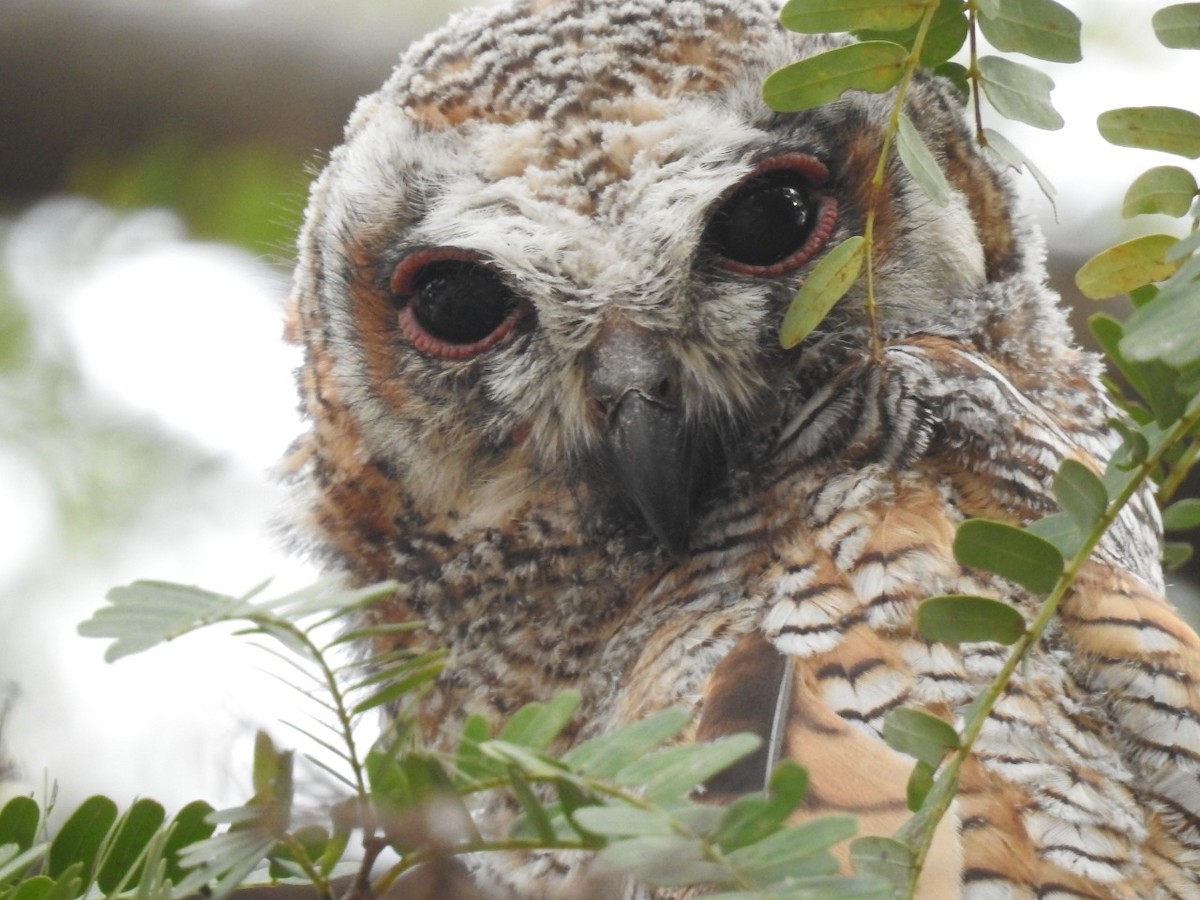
[291,0,1039,558]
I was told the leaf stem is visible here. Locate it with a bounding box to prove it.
[863,0,941,362]
[1157,434,1200,504]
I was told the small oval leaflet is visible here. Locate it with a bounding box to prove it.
[978,56,1064,130]
[897,111,952,206]
[952,518,1064,594]
[762,42,907,113]
[780,235,865,349]
[780,0,926,34]
[1163,498,1200,531]
[883,708,960,769]
[1098,106,1200,159]
[917,594,1027,645]
[1122,166,1199,218]
[1153,3,1200,49]
[1053,459,1109,534]
[977,0,1082,63]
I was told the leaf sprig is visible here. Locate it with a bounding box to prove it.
[765,1,1200,896]
[768,0,1080,352]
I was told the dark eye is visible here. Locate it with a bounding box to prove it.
[704,154,837,275]
[391,249,526,359]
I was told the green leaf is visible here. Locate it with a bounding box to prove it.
[849,836,913,888]
[715,760,809,851]
[571,806,673,838]
[725,816,857,874]
[1122,166,1199,218]
[348,651,446,716]
[977,0,1081,62]
[906,760,936,811]
[1164,541,1195,570]
[599,835,726,887]
[780,236,865,349]
[1053,459,1109,533]
[1098,107,1200,158]
[1154,3,1200,49]
[882,709,959,768]
[854,0,970,67]
[1089,312,1186,424]
[916,595,1027,644]
[0,845,51,889]
[1168,224,1200,261]
[1025,512,1084,558]
[161,801,216,886]
[0,798,40,854]
[479,741,569,781]
[7,875,54,900]
[763,42,908,113]
[934,61,971,99]
[1120,257,1200,367]
[96,799,166,894]
[1163,498,1200,531]
[562,707,690,778]
[508,767,557,844]
[713,875,893,900]
[267,825,328,882]
[978,56,1063,130]
[78,581,244,662]
[174,827,277,900]
[981,128,1056,203]
[614,734,761,803]
[1076,234,1182,299]
[779,0,926,33]
[47,796,118,880]
[897,112,952,206]
[953,519,1064,593]
[497,691,581,751]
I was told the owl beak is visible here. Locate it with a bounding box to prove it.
[606,390,697,556]
[587,320,716,556]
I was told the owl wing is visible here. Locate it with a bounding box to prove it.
[683,338,1200,896]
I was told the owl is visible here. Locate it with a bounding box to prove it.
[282,0,1200,896]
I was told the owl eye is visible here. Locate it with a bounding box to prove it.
[391,249,526,360]
[704,155,837,276]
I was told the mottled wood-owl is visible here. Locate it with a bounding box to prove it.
[283,0,1200,895]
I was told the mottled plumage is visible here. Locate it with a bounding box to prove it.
[284,0,1200,896]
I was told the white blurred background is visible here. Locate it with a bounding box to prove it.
[0,0,1195,818]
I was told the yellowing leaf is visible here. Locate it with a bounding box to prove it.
[780,0,926,33]
[1053,459,1108,533]
[780,236,865,349]
[1099,107,1200,159]
[1075,234,1182,299]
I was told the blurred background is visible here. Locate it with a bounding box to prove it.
[0,0,1194,819]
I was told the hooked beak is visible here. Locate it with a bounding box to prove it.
[587,321,721,555]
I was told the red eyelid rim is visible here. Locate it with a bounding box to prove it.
[391,247,526,361]
[714,152,838,277]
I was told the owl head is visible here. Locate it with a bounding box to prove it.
[286,0,1074,568]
